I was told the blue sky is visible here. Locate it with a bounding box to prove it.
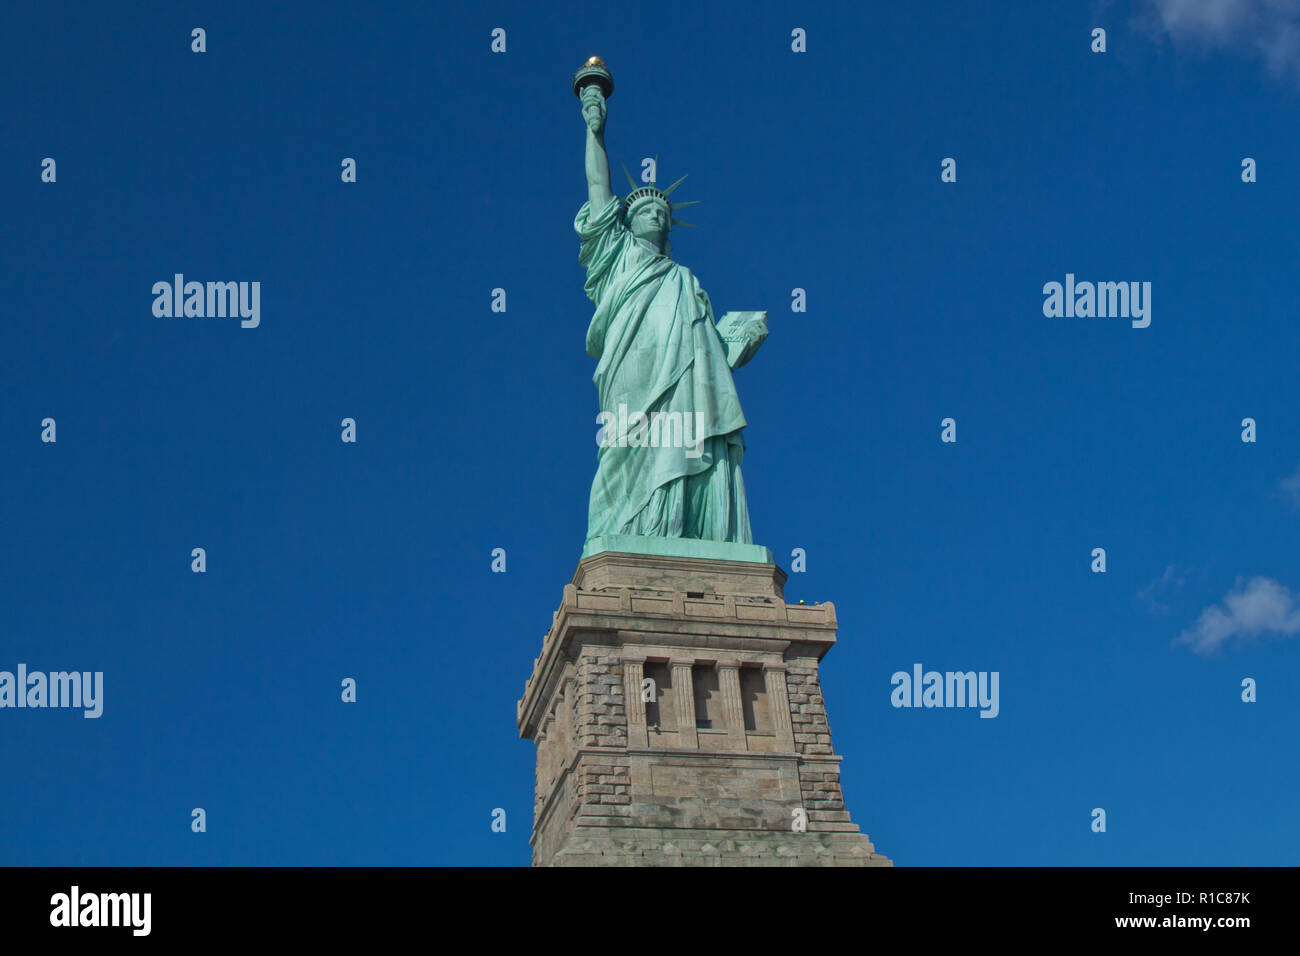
[1,0,1296,866]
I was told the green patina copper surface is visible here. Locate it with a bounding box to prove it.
[580,534,776,565]
[575,60,770,563]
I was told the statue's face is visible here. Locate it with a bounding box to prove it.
[630,202,669,246]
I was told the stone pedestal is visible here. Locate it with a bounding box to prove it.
[517,549,892,866]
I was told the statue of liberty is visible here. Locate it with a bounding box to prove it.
[573,58,769,556]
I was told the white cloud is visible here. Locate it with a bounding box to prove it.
[1280,463,1300,507]
[1138,563,1185,613]
[1176,575,1300,653]
[1145,0,1300,81]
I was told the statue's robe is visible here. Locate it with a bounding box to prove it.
[576,195,752,545]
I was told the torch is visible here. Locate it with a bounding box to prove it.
[572,55,614,99]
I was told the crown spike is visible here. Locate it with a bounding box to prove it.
[620,163,637,192]
[670,218,697,228]
[662,174,689,196]
[669,200,700,211]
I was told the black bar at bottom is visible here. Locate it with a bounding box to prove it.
[0,866,1287,942]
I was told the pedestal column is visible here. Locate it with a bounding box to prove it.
[670,659,697,749]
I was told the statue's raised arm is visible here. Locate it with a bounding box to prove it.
[581,86,612,211]
[575,58,613,211]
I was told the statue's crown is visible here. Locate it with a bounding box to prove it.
[620,160,698,229]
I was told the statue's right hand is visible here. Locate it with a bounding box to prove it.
[581,86,606,134]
